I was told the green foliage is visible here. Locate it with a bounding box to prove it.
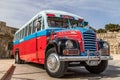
[97,23,120,33]
[97,28,106,33]
[105,23,120,32]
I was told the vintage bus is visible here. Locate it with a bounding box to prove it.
[13,10,113,77]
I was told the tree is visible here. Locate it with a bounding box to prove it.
[105,23,120,32]
[97,28,106,33]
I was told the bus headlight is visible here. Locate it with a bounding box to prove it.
[65,40,73,48]
[103,42,109,49]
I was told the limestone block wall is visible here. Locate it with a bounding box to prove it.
[97,32,120,54]
[0,21,18,58]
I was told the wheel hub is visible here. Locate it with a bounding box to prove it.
[47,53,60,73]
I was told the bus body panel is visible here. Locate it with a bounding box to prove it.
[36,36,47,64]
[13,30,48,64]
[55,29,84,52]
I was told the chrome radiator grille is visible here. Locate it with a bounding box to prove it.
[83,32,96,52]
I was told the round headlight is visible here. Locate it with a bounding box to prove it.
[103,42,109,49]
[65,40,73,48]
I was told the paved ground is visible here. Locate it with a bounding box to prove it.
[0,54,120,80]
[0,59,14,79]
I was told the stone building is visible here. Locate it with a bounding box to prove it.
[0,21,18,58]
[97,31,120,54]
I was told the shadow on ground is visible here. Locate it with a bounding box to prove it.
[62,65,120,80]
[14,61,120,80]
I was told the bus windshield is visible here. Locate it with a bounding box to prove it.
[47,17,83,28]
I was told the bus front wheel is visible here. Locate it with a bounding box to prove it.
[85,60,108,74]
[45,48,68,78]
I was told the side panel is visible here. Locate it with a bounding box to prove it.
[37,36,47,64]
[21,38,37,62]
[13,29,48,64]
[13,33,38,62]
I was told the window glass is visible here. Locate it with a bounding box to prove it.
[33,19,37,33]
[16,33,18,40]
[24,26,27,37]
[37,17,42,31]
[28,22,32,35]
[47,17,68,28]
[20,31,22,39]
[47,17,83,28]
[23,28,25,38]
[21,30,23,39]
[42,19,44,29]
[18,32,20,40]
[26,25,29,36]
[15,34,17,40]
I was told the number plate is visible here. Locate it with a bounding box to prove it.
[89,61,98,66]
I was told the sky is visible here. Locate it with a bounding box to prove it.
[0,0,120,29]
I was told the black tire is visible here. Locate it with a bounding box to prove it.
[45,48,68,78]
[85,60,108,74]
[15,51,22,64]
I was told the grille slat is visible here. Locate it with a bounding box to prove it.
[83,32,96,52]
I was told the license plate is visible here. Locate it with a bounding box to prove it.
[89,61,98,66]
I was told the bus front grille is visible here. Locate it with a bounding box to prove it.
[83,32,96,52]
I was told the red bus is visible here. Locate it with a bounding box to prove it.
[13,10,113,77]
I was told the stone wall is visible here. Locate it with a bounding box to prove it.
[97,32,120,54]
[0,21,18,58]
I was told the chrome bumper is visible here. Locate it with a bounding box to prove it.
[59,50,113,61]
[59,56,113,61]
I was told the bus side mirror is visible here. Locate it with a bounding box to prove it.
[8,42,13,50]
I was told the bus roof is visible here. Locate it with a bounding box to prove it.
[15,10,83,34]
[40,10,83,19]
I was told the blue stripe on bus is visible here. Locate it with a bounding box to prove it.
[24,32,37,41]
[13,30,47,45]
[13,28,62,45]
[14,40,20,45]
[13,28,66,45]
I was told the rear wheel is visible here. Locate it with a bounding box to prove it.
[85,60,108,74]
[45,48,68,78]
[15,51,23,64]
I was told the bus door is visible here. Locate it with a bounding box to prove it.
[36,16,46,64]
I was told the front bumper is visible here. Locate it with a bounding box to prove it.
[59,56,113,61]
[59,50,113,61]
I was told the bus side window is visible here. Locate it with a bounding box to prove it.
[21,30,23,39]
[23,28,25,38]
[18,32,20,40]
[14,34,17,41]
[37,17,42,31]
[28,22,32,35]
[24,26,28,37]
[20,30,22,39]
[42,18,44,29]
[26,25,29,36]
[33,19,37,33]
[16,33,18,40]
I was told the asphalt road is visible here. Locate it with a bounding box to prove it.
[1,54,120,80]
